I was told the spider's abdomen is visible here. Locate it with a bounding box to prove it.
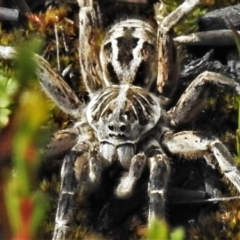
[100,19,157,89]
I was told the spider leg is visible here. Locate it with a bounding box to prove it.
[53,142,109,240]
[115,152,146,198]
[1,47,82,115]
[114,137,170,223]
[0,46,83,117]
[139,138,170,222]
[44,127,79,161]
[156,0,202,97]
[162,131,240,193]
[53,151,79,240]
[148,153,170,223]
[37,56,84,117]
[168,71,240,126]
[77,0,103,93]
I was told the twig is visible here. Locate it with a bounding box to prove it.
[174,195,240,204]
[54,23,61,72]
[174,29,237,46]
[0,7,19,22]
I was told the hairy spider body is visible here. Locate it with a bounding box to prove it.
[87,84,162,166]
[42,1,240,239]
[1,0,240,239]
[100,19,157,87]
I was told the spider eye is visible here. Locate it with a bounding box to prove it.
[108,124,114,131]
[119,124,126,132]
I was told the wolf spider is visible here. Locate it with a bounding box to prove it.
[1,0,240,239]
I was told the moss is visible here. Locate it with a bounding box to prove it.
[188,200,240,240]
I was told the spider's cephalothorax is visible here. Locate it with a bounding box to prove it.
[87,84,162,168]
[2,0,240,239]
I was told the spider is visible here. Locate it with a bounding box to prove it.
[39,0,240,238]
[1,0,240,239]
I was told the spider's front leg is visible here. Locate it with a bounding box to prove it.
[162,131,240,194]
[114,138,170,223]
[114,152,147,199]
[156,0,203,98]
[53,141,107,240]
[143,138,170,223]
[148,153,170,223]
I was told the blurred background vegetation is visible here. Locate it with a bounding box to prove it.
[0,38,51,239]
